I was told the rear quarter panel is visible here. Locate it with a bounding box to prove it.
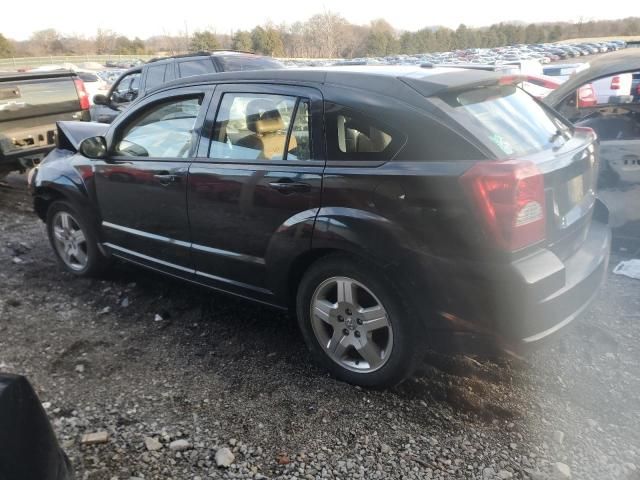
[310,86,494,322]
[314,159,488,326]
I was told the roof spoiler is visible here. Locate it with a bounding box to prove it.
[401,70,527,97]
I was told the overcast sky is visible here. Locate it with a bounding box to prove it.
[1,0,635,40]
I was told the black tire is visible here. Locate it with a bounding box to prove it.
[296,254,423,388]
[46,200,111,277]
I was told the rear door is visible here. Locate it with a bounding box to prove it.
[188,84,324,299]
[94,86,213,272]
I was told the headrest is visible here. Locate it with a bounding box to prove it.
[254,114,285,134]
[245,99,284,134]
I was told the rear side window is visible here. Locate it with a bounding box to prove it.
[178,59,215,78]
[325,103,401,161]
[216,55,283,72]
[145,64,167,91]
[440,85,569,158]
[209,93,311,161]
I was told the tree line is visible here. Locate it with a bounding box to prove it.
[1,14,639,59]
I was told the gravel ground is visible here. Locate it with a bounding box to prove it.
[1,173,639,480]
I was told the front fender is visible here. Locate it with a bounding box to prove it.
[32,150,100,227]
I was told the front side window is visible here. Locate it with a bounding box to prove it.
[111,72,141,104]
[209,93,311,161]
[115,97,202,158]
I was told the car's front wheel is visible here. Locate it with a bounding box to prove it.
[46,201,110,277]
[296,254,422,388]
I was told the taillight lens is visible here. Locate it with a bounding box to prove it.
[461,160,546,251]
[578,83,597,107]
[74,78,90,110]
[610,75,621,90]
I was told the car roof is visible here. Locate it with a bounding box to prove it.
[0,70,77,81]
[156,65,504,101]
[545,49,640,106]
[148,51,258,63]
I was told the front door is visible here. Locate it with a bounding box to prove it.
[92,70,141,124]
[188,84,325,300]
[94,86,212,272]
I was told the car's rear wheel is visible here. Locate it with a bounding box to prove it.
[296,254,422,388]
[46,201,110,276]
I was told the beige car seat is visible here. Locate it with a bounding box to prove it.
[237,99,297,159]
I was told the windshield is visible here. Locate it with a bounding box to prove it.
[442,85,570,157]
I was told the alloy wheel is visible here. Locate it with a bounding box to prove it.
[51,211,88,271]
[310,276,393,373]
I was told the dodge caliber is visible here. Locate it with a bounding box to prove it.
[30,67,611,387]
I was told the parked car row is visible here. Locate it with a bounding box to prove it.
[284,40,628,68]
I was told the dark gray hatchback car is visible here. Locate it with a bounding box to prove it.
[32,66,611,387]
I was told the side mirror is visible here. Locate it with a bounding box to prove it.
[79,136,107,160]
[93,94,108,106]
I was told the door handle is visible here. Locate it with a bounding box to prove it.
[154,173,179,185]
[268,180,311,194]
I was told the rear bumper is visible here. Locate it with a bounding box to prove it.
[425,218,611,346]
[506,219,610,343]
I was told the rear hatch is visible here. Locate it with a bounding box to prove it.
[0,71,86,160]
[430,82,598,259]
[0,71,81,123]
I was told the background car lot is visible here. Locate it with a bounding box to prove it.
[1,173,639,479]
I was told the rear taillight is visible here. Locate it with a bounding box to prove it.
[636,83,640,95]
[610,75,621,90]
[74,78,90,110]
[578,83,597,107]
[461,160,546,251]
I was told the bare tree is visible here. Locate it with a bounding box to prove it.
[95,29,117,54]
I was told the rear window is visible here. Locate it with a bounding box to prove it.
[216,55,283,72]
[441,85,570,158]
[0,78,79,122]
